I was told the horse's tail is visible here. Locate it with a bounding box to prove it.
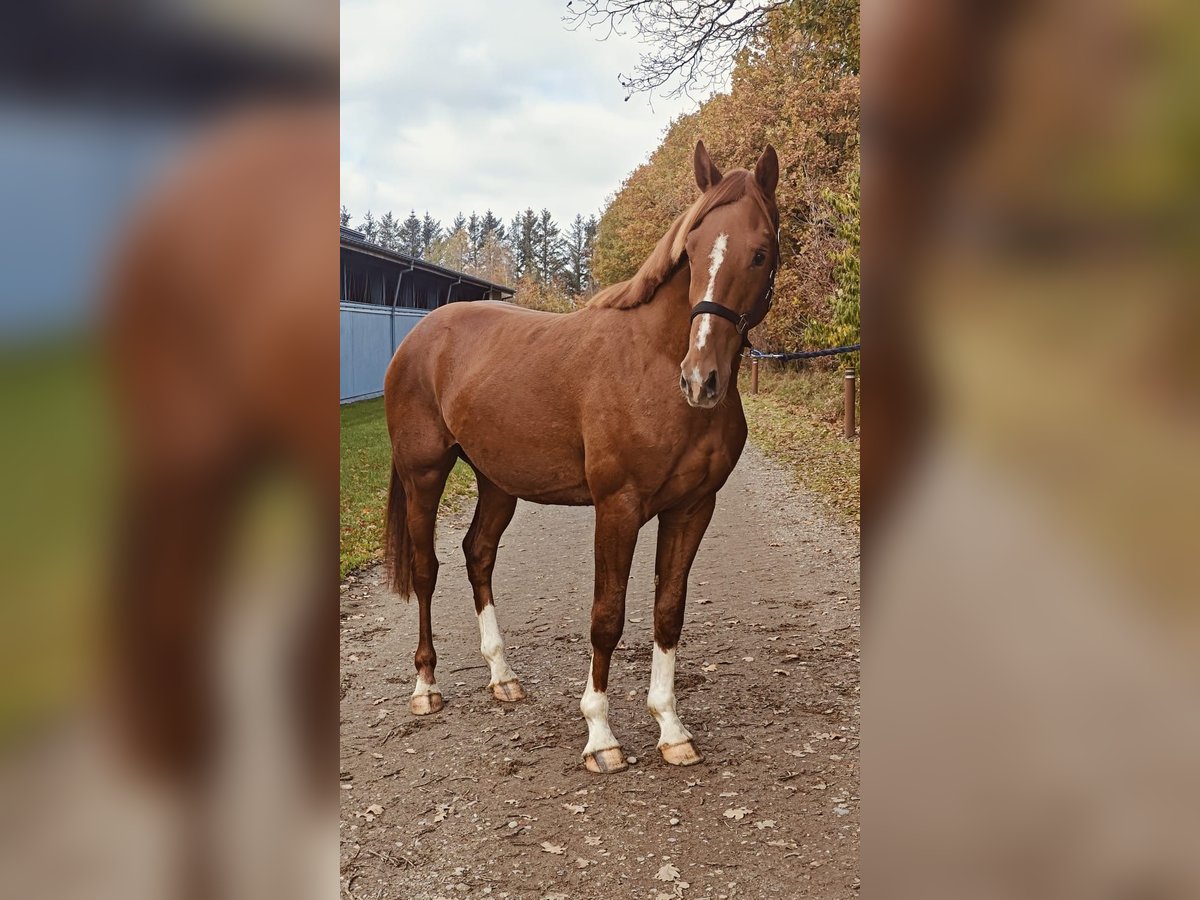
[384,464,414,599]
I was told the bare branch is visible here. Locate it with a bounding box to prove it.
[564,0,784,100]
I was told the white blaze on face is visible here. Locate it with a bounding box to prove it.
[695,232,728,351]
[580,654,620,755]
[478,604,517,687]
[646,643,692,748]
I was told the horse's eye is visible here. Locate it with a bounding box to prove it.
[752,250,766,267]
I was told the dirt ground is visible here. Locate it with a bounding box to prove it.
[339,446,860,900]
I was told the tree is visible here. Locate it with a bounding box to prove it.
[400,210,423,257]
[476,231,514,287]
[564,213,598,296]
[480,209,504,244]
[510,209,539,281]
[428,227,470,272]
[533,209,564,285]
[340,205,351,227]
[360,210,378,244]
[567,0,779,98]
[567,1,857,99]
[376,211,398,251]
[590,8,860,351]
[420,213,442,258]
[802,162,858,358]
[466,212,483,267]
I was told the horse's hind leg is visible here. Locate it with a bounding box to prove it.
[462,472,523,701]
[403,454,456,715]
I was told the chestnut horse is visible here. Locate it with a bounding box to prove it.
[384,141,779,773]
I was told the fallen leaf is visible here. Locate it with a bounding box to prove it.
[366,804,384,816]
[723,807,752,821]
[655,863,681,882]
[754,819,776,829]
[540,842,565,854]
[583,835,601,846]
[562,803,586,815]
[702,664,717,672]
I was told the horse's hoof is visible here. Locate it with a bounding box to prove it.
[659,739,704,767]
[492,680,526,702]
[410,693,443,716]
[584,747,628,774]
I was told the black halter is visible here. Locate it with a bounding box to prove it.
[688,250,779,347]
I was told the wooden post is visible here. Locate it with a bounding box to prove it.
[750,358,760,394]
[843,367,856,439]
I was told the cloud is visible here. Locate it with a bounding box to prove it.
[340,0,714,228]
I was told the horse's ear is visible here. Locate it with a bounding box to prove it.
[755,145,779,196]
[694,140,722,192]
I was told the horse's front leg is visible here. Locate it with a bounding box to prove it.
[581,495,642,774]
[648,494,716,766]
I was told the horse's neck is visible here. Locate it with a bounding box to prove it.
[638,263,693,357]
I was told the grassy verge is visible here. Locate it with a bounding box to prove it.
[0,337,111,744]
[340,397,476,579]
[739,363,860,526]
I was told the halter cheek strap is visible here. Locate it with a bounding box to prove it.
[688,244,779,345]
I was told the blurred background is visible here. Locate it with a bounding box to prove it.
[1,0,1198,898]
[864,0,1200,896]
[0,2,336,900]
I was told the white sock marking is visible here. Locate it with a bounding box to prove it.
[695,232,728,351]
[412,673,440,698]
[478,604,517,687]
[580,654,620,755]
[647,643,692,748]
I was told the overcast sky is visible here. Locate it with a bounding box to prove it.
[340,0,716,230]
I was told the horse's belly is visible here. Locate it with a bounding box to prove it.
[456,429,592,505]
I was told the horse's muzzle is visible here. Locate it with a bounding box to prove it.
[680,368,721,408]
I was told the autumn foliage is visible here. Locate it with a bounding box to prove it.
[593,8,859,354]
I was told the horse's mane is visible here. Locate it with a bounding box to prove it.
[589,169,778,311]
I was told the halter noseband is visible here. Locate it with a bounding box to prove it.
[688,237,779,347]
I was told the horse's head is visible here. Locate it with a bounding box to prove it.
[679,141,780,409]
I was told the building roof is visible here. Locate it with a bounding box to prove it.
[340,226,513,297]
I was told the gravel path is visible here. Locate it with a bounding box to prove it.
[340,445,860,900]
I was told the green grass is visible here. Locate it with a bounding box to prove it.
[340,397,476,579]
[0,337,112,744]
[739,363,860,526]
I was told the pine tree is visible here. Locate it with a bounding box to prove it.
[340,205,351,227]
[360,210,378,244]
[510,209,538,281]
[564,213,597,295]
[466,212,483,267]
[450,213,466,235]
[480,209,504,244]
[533,209,564,286]
[420,213,442,258]
[377,212,398,250]
[400,210,423,257]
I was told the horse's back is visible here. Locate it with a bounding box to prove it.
[385,301,597,501]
